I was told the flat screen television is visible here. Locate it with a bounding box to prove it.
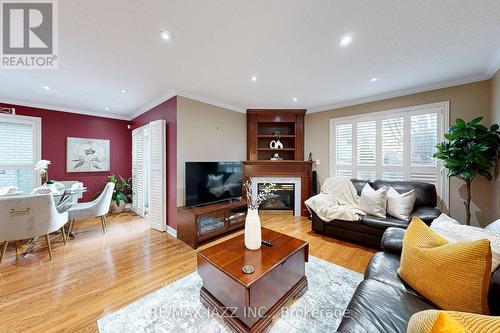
[185,161,243,207]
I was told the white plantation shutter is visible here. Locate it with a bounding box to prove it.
[330,102,449,211]
[0,114,41,192]
[410,112,439,184]
[132,127,145,217]
[336,124,352,165]
[148,120,166,231]
[381,117,404,166]
[357,121,376,166]
[411,113,438,166]
[357,170,376,181]
[336,170,352,177]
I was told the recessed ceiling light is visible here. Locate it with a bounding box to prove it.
[105,107,110,111]
[339,35,353,48]
[120,89,127,94]
[160,30,170,41]
[293,97,298,102]
[370,77,379,82]
[251,75,258,82]
[43,85,51,91]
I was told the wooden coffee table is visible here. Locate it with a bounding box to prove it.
[197,228,309,333]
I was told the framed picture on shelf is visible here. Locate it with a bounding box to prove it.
[66,137,110,172]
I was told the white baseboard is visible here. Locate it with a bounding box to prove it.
[167,225,177,238]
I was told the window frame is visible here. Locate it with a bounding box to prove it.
[0,113,42,189]
[329,101,450,212]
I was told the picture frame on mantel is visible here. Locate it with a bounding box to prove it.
[66,137,110,172]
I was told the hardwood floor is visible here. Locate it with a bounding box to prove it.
[0,214,375,333]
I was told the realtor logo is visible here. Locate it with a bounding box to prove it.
[1,0,58,69]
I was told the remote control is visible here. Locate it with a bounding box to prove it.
[261,240,273,247]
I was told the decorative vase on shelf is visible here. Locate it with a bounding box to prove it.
[244,208,262,250]
[269,139,283,149]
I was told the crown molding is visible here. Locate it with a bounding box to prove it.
[175,90,245,113]
[128,88,245,120]
[307,74,490,114]
[485,46,500,78]
[128,89,177,120]
[0,98,130,120]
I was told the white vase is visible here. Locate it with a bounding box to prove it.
[275,139,283,149]
[269,140,277,149]
[244,209,262,250]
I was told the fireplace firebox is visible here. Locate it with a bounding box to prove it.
[258,183,295,215]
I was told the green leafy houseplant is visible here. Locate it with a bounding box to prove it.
[107,175,132,212]
[434,117,500,225]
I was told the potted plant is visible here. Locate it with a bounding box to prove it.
[434,117,500,225]
[107,175,132,214]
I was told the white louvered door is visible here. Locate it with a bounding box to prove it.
[148,120,166,231]
[132,127,145,217]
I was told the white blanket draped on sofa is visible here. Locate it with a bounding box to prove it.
[305,177,365,222]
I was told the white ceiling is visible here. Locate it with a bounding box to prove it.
[1,0,500,120]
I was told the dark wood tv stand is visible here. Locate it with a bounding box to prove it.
[177,199,248,249]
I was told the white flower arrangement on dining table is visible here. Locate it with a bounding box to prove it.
[244,177,276,210]
[35,159,51,183]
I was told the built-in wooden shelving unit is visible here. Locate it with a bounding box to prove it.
[246,109,306,161]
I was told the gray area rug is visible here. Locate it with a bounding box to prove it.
[98,256,362,333]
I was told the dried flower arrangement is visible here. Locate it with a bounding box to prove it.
[244,177,276,210]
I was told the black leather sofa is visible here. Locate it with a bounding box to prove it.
[337,228,500,333]
[311,179,441,248]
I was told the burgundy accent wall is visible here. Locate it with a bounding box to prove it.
[0,103,132,201]
[130,96,177,229]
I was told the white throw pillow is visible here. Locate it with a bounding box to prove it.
[431,214,500,272]
[359,183,388,218]
[386,187,416,220]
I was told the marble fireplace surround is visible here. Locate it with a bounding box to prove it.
[242,161,313,217]
[251,177,301,216]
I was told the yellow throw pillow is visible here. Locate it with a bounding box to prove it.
[398,217,492,314]
[430,312,465,333]
[407,310,500,333]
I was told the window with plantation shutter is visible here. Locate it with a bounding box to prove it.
[411,113,438,166]
[330,102,449,211]
[381,117,404,166]
[336,169,352,177]
[335,124,352,165]
[357,121,376,166]
[0,114,41,193]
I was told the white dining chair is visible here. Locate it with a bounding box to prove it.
[0,195,69,263]
[67,182,115,236]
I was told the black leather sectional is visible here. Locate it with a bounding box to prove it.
[311,179,442,248]
[336,228,500,333]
